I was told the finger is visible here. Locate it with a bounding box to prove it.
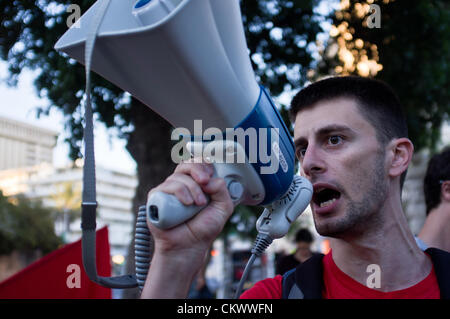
[166,173,208,206]
[179,158,214,176]
[174,161,214,185]
[153,179,195,205]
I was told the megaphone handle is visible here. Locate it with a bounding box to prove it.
[147,177,243,229]
[146,191,208,229]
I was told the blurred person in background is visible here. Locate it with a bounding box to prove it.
[417,147,450,252]
[276,228,320,275]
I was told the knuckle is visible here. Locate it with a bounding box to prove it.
[204,162,214,173]
[164,174,174,183]
[216,178,227,189]
[175,160,193,171]
[160,178,185,195]
[188,182,202,194]
[171,173,198,189]
[172,182,186,193]
[165,173,181,182]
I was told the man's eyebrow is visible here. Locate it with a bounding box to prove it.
[294,124,355,149]
[294,137,307,149]
[316,124,355,136]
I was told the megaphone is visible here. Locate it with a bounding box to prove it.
[55,0,297,206]
[55,0,313,292]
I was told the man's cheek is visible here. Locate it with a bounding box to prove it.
[341,157,370,197]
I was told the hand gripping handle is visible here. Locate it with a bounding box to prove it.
[146,178,244,229]
[146,191,209,229]
[146,140,259,230]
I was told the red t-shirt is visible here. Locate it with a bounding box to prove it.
[239,275,283,299]
[240,251,440,299]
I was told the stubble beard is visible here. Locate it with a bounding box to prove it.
[314,151,388,240]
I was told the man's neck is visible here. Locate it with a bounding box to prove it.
[329,200,432,292]
[419,204,450,252]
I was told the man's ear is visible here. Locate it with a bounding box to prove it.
[387,138,414,179]
[441,181,450,202]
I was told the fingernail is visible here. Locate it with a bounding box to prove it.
[184,192,194,204]
[197,194,207,205]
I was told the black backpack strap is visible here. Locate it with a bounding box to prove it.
[282,253,325,299]
[282,268,304,299]
[425,247,450,299]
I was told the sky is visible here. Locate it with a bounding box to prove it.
[0,61,137,174]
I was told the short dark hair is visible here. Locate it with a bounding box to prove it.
[289,76,409,187]
[295,228,313,243]
[424,147,450,215]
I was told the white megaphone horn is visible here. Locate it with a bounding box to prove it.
[55,0,260,132]
[55,0,313,290]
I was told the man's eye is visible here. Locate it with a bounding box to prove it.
[300,148,306,157]
[297,148,307,158]
[328,135,342,145]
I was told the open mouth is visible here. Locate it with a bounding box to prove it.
[313,186,341,208]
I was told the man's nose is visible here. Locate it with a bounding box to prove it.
[301,145,326,178]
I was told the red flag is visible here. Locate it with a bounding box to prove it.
[0,226,112,299]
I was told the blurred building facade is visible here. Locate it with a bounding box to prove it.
[0,116,57,170]
[0,115,138,276]
[0,162,137,261]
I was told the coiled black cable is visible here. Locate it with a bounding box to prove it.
[134,206,152,291]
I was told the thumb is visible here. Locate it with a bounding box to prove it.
[201,177,234,218]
